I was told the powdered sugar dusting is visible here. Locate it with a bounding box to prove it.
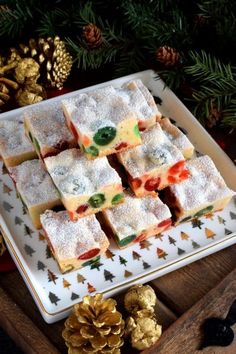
[126,79,161,117]
[119,123,184,177]
[170,155,235,210]
[104,193,171,239]
[117,82,153,120]
[62,86,137,135]
[160,118,194,153]
[0,118,35,158]
[40,210,109,260]
[9,159,60,205]
[23,102,74,147]
[44,148,122,196]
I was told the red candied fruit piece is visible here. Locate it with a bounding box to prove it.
[44,151,58,158]
[115,142,128,151]
[169,160,185,175]
[138,121,146,132]
[157,218,172,228]
[135,233,147,243]
[132,177,142,189]
[168,175,177,184]
[76,204,89,214]
[144,177,160,191]
[78,248,100,260]
[179,169,190,180]
[70,122,79,140]
[68,211,76,221]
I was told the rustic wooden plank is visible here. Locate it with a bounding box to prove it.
[0,271,67,353]
[151,244,236,315]
[144,267,236,354]
[0,287,61,354]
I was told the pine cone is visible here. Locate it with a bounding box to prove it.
[19,36,73,89]
[62,294,125,354]
[0,77,19,107]
[156,46,180,67]
[82,24,102,49]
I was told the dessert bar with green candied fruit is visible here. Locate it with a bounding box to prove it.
[61,86,142,159]
[40,210,110,273]
[163,155,235,225]
[44,148,124,220]
[9,159,62,229]
[117,123,189,197]
[160,117,194,159]
[0,118,37,168]
[102,192,172,249]
[116,79,162,131]
[23,103,77,160]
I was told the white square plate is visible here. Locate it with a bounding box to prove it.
[1,70,236,323]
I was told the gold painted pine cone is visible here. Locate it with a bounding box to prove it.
[62,294,125,354]
[19,36,73,89]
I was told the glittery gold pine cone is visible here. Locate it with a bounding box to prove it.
[19,36,73,89]
[62,294,125,354]
[156,46,180,67]
[0,232,6,256]
[82,24,102,49]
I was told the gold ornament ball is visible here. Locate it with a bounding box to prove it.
[124,284,157,314]
[125,316,162,350]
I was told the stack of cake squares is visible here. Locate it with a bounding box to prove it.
[0,79,234,273]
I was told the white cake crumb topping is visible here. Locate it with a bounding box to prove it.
[170,155,235,210]
[62,86,137,135]
[23,102,74,147]
[40,210,109,260]
[9,159,60,206]
[119,123,184,177]
[44,148,122,196]
[104,193,171,239]
[0,118,35,157]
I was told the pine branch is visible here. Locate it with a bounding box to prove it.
[185,50,236,90]
[0,1,34,38]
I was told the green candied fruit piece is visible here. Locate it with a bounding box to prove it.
[111,193,124,205]
[179,215,193,223]
[88,193,106,208]
[33,137,40,153]
[133,124,141,138]
[28,130,33,142]
[82,256,101,267]
[117,234,136,247]
[93,126,116,146]
[84,145,99,157]
[194,205,214,218]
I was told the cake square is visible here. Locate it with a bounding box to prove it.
[9,159,62,229]
[160,117,194,159]
[102,193,172,248]
[117,123,189,197]
[44,148,124,220]
[23,103,76,159]
[163,155,235,225]
[62,86,142,159]
[40,210,110,273]
[0,119,37,168]
[116,79,162,131]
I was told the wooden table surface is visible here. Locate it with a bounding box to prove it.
[0,243,236,354]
